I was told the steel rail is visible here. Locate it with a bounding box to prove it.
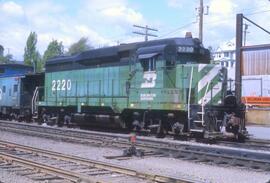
[4,120,270,156]
[0,140,196,183]
[0,125,131,150]
[2,120,270,144]
[0,120,270,171]
[1,120,270,153]
[213,140,270,151]
[0,152,96,183]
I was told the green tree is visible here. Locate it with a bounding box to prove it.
[0,54,13,64]
[43,40,64,62]
[68,37,92,55]
[36,52,43,72]
[24,31,40,71]
[0,45,13,64]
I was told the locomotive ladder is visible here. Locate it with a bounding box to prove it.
[187,67,211,134]
[194,82,210,127]
[190,82,210,134]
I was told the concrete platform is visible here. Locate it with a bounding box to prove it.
[247,125,270,139]
[245,108,270,125]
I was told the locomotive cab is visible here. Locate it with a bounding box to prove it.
[126,40,213,135]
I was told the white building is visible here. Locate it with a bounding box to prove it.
[213,42,270,97]
[212,41,236,91]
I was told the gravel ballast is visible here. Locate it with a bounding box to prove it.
[0,170,38,183]
[0,130,269,183]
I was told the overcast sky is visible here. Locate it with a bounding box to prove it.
[0,0,270,60]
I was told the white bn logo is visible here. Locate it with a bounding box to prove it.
[141,71,157,88]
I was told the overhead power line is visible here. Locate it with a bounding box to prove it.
[200,8,270,27]
[242,15,270,35]
[159,22,194,38]
[245,9,270,16]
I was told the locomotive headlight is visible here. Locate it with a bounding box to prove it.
[59,102,62,105]
[81,102,85,106]
[101,103,105,106]
[176,104,181,109]
[130,103,134,107]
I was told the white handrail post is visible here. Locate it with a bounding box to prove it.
[187,66,194,131]
[31,87,39,115]
[202,82,210,126]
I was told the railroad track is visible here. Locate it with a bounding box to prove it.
[136,137,270,171]
[1,120,270,152]
[0,140,195,183]
[213,139,270,152]
[0,120,270,172]
[2,120,270,151]
[0,121,137,154]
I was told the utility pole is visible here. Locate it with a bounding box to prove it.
[243,23,249,46]
[133,25,158,42]
[196,0,209,43]
[235,14,243,104]
[199,0,203,42]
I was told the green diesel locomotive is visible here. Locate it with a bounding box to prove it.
[36,36,246,138]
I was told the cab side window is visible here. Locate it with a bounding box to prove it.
[141,57,156,72]
[165,55,175,69]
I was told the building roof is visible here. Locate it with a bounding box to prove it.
[0,62,32,69]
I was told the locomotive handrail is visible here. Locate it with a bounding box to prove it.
[31,87,39,115]
[187,66,194,131]
[201,82,210,127]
